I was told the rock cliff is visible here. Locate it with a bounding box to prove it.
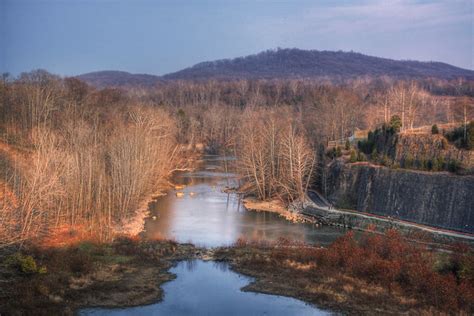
[326,162,474,233]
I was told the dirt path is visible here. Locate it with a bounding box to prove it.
[306,190,474,244]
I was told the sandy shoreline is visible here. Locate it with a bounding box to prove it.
[242,197,313,223]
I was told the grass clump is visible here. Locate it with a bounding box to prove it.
[4,253,46,275]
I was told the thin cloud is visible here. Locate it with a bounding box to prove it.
[245,0,472,69]
[251,0,472,39]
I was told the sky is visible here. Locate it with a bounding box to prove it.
[1,0,473,76]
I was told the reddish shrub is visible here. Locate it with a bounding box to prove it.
[318,230,472,312]
[231,229,474,313]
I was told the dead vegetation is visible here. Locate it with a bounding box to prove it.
[237,107,315,203]
[0,70,472,314]
[215,229,474,315]
[1,72,471,246]
[0,72,182,244]
[0,237,200,315]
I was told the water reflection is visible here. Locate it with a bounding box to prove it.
[144,155,345,248]
[80,260,327,316]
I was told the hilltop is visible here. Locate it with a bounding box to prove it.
[76,70,162,88]
[77,49,474,87]
[163,48,474,81]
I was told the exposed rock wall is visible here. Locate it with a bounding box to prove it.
[326,162,474,233]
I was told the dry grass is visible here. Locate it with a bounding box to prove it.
[215,230,474,314]
[0,237,199,315]
[242,198,307,222]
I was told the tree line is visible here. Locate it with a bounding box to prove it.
[0,70,472,245]
[0,71,180,244]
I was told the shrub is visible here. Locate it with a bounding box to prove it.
[426,159,433,171]
[345,139,350,150]
[327,146,343,159]
[370,149,379,161]
[432,157,445,171]
[113,236,141,255]
[432,157,441,171]
[389,115,402,132]
[37,266,47,274]
[358,123,396,156]
[6,253,39,274]
[358,135,374,154]
[447,159,461,173]
[46,247,95,275]
[356,151,366,162]
[445,121,474,150]
[234,237,248,248]
[420,158,430,171]
[327,148,337,159]
[67,250,94,275]
[349,150,357,163]
[231,229,474,313]
[431,124,439,134]
[403,154,414,169]
[326,230,474,312]
[380,154,391,167]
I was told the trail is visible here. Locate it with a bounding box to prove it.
[305,190,474,243]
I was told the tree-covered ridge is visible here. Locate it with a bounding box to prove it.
[164,48,474,81]
[76,49,474,88]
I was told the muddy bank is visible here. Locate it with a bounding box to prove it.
[213,247,419,315]
[213,236,474,315]
[0,239,201,315]
[2,233,473,315]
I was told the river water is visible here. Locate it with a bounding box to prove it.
[81,260,329,316]
[81,155,345,315]
[143,155,345,248]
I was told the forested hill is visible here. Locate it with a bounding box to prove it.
[76,71,162,88]
[163,49,473,81]
[77,49,474,87]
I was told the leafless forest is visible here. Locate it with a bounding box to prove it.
[0,71,472,245]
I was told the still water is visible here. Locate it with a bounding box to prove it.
[144,155,345,248]
[81,155,343,315]
[80,260,329,316]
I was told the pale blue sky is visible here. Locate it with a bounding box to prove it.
[1,0,473,76]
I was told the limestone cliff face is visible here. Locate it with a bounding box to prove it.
[326,162,474,233]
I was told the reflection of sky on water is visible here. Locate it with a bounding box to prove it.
[80,260,328,316]
[81,156,335,315]
[144,156,345,248]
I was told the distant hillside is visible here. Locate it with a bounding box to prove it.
[163,49,474,81]
[76,71,162,88]
[77,49,474,87]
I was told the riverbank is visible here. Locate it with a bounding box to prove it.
[214,232,474,315]
[0,238,201,315]
[2,153,472,315]
[242,197,315,223]
[115,152,200,238]
[242,191,474,246]
[2,230,473,315]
